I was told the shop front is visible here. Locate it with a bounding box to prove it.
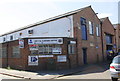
[27,38,71,70]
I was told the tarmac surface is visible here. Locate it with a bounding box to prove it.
[0,61,110,79]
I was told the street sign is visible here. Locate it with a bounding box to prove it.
[28,56,38,66]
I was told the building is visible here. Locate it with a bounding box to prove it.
[100,17,116,60]
[114,24,120,52]
[0,6,103,71]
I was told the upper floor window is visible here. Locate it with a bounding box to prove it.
[3,37,6,42]
[96,24,100,36]
[106,34,112,44]
[89,21,94,35]
[80,17,87,40]
[10,36,13,40]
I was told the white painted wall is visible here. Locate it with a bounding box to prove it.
[0,15,74,43]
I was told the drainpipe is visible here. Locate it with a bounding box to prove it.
[6,42,9,67]
[100,21,105,61]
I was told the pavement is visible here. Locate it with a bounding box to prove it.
[0,61,110,79]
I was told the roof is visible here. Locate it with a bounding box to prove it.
[0,5,91,37]
[100,17,108,22]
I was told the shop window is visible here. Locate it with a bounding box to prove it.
[12,46,20,58]
[89,21,94,35]
[30,45,62,55]
[2,47,7,58]
[68,44,75,54]
[0,47,7,58]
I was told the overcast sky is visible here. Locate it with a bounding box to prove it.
[0,0,119,35]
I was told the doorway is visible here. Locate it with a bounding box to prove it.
[82,48,87,64]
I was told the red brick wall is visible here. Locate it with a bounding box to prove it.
[73,6,103,66]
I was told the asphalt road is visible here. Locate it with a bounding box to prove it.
[0,74,20,79]
[57,64,111,79]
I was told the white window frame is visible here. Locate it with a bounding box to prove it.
[89,21,94,35]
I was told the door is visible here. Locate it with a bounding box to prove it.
[82,48,87,64]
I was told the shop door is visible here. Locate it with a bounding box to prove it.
[82,48,87,64]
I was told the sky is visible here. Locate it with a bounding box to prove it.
[0,0,119,35]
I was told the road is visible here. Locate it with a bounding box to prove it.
[56,64,111,79]
[0,74,21,79]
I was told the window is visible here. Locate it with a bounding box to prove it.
[89,21,94,35]
[2,47,7,58]
[0,47,7,58]
[68,44,75,54]
[30,45,62,54]
[10,36,13,40]
[12,46,20,58]
[96,24,100,36]
[3,37,6,42]
[106,34,112,44]
[80,17,87,40]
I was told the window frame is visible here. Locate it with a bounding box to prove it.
[80,17,87,40]
[12,46,20,58]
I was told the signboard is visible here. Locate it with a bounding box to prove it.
[39,55,54,58]
[19,39,24,48]
[70,41,76,44]
[28,38,63,45]
[57,55,67,62]
[52,48,62,54]
[28,56,38,66]
[29,44,38,50]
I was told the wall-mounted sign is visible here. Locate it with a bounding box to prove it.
[19,39,24,48]
[28,38,63,45]
[57,55,67,62]
[52,48,62,54]
[70,41,76,44]
[28,56,38,66]
[39,55,54,58]
[29,44,38,50]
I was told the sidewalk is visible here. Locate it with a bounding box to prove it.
[0,61,110,79]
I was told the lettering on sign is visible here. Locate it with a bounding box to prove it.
[28,38,63,45]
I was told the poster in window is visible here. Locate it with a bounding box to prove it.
[52,48,62,54]
[29,45,38,50]
[57,55,67,62]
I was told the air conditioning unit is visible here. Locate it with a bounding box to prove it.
[28,30,33,35]
[81,20,86,25]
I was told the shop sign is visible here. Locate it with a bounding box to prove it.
[28,38,63,45]
[19,39,24,48]
[29,44,38,50]
[52,48,62,54]
[57,55,67,62]
[39,55,54,58]
[28,56,38,66]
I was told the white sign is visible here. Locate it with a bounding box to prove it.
[39,55,54,58]
[57,55,67,62]
[70,41,76,44]
[19,39,24,48]
[28,56,38,66]
[28,38,63,45]
[52,48,62,54]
